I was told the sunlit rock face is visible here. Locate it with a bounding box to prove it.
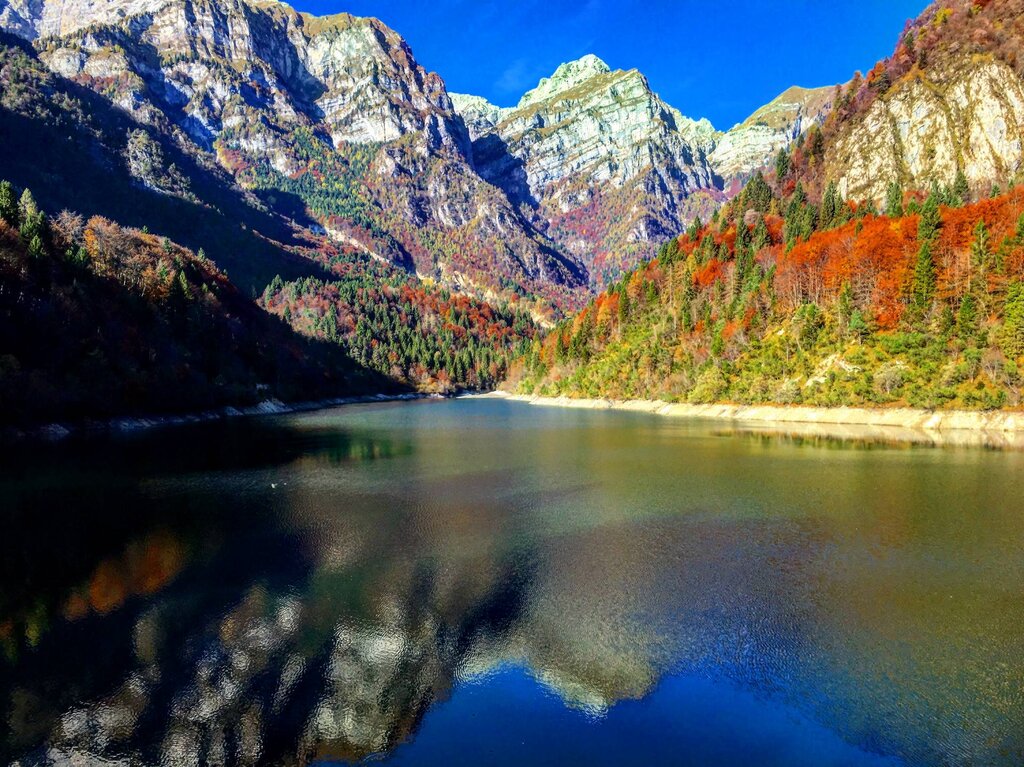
[462,55,720,202]
[451,55,723,281]
[451,57,832,283]
[2,0,468,150]
[828,59,1024,202]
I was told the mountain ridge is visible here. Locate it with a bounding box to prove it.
[1,0,589,312]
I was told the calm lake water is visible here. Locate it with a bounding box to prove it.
[2,398,1023,766]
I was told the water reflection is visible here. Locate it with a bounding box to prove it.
[2,400,1023,766]
[714,420,1024,450]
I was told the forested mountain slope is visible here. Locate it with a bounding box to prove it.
[0,178,539,426]
[0,182,387,426]
[0,25,541,425]
[512,176,1024,411]
[513,0,1024,411]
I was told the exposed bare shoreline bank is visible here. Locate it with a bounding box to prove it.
[485,392,1024,449]
[2,392,438,443]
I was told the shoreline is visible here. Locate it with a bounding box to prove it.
[486,392,1024,448]
[2,391,442,444]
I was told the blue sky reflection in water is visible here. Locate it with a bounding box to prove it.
[2,398,1023,766]
[352,665,904,767]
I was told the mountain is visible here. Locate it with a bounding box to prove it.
[452,55,721,284]
[795,0,1024,202]
[1,0,830,303]
[0,0,587,310]
[452,56,833,285]
[0,188,390,427]
[0,29,540,426]
[507,0,1024,413]
[710,85,834,189]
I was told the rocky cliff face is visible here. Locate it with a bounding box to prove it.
[791,0,1024,205]
[1,0,585,310]
[1,0,845,301]
[451,55,724,280]
[464,55,720,205]
[828,59,1024,202]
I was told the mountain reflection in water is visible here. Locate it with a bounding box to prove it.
[2,399,1023,766]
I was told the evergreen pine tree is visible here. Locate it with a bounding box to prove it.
[687,216,702,240]
[911,241,936,309]
[838,282,854,329]
[774,149,790,180]
[999,281,1024,359]
[952,169,970,206]
[735,219,750,251]
[0,180,17,228]
[28,234,45,259]
[18,188,39,223]
[752,217,770,251]
[821,182,841,228]
[17,188,44,242]
[969,219,993,295]
[957,292,978,336]
[917,192,941,241]
[744,172,772,213]
[884,180,904,218]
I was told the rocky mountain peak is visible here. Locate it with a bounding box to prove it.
[710,84,833,182]
[0,0,589,306]
[0,0,172,39]
[518,53,612,108]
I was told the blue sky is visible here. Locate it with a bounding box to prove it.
[290,1,928,129]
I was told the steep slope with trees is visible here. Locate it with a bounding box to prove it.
[0,180,388,426]
[512,175,1024,411]
[0,178,540,426]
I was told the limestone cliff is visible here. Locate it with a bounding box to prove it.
[828,59,1024,202]
[453,55,724,282]
[801,0,1024,204]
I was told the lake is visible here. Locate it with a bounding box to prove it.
[2,398,1023,766]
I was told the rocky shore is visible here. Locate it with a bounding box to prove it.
[490,393,1024,448]
[3,393,436,443]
